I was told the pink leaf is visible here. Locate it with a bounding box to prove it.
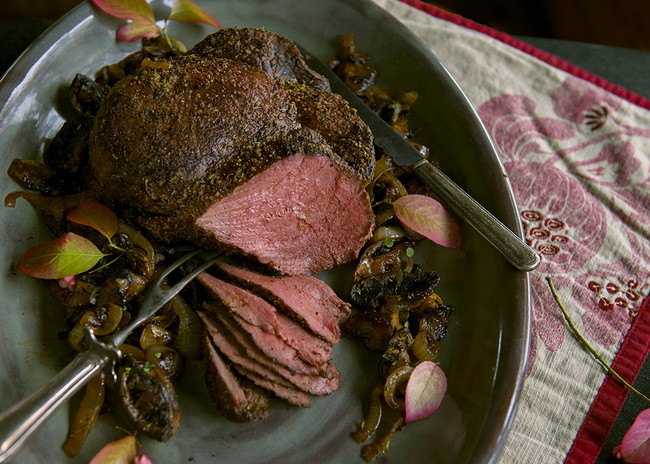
[67,202,119,242]
[89,435,137,464]
[392,194,462,248]
[614,408,650,464]
[116,21,161,41]
[17,232,106,279]
[168,0,221,28]
[90,0,156,24]
[404,361,447,423]
[135,454,153,464]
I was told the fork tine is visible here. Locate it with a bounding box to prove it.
[163,254,222,300]
[107,250,222,348]
[153,249,202,285]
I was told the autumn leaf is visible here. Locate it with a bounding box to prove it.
[392,194,462,248]
[404,361,447,424]
[90,0,156,25]
[168,0,221,28]
[17,232,106,279]
[67,202,119,242]
[613,408,650,464]
[89,435,137,464]
[134,455,153,464]
[116,21,161,41]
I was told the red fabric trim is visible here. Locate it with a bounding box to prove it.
[563,296,650,464]
[396,0,650,111]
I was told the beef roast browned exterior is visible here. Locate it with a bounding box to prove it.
[86,27,375,275]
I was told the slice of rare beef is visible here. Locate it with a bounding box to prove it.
[85,27,375,276]
[203,334,270,423]
[200,284,331,377]
[199,311,311,406]
[215,262,350,344]
[235,366,311,408]
[199,309,340,397]
[193,153,373,275]
[198,272,333,367]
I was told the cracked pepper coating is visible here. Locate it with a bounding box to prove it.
[86,28,376,275]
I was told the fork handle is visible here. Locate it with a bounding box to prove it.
[0,346,111,462]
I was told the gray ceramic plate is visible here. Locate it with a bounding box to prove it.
[0,0,530,462]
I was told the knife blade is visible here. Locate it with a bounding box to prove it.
[298,45,540,272]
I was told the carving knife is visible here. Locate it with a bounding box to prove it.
[298,46,540,272]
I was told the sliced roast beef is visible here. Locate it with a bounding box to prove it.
[203,334,271,423]
[193,153,373,275]
[203,294,330,377]
[199,309,340,397]
[199,311,310,405]
[234,366,311,408]
[85,27,375,276]
[198,272,333,367]
[215,262,350,344]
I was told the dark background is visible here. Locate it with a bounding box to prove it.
[2,0,650,51]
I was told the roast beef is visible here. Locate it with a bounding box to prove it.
[234,366,311,408]
[85,27,375,276]
[199,309,340,397]
[198,273,332,371]
[214,262,350,344]
[203,334,271,423]
[198,271,333,367]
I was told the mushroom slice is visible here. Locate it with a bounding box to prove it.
[116,357,181,442]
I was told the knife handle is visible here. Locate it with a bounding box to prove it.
[410,159,540,271]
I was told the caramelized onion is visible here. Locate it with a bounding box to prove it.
[374,206,395,226]
[67,323,86,352]
[145,344,184,379]
[361,417,404,462]
[368,226,406,245]
[412,330,441,362]
[117,222,157,267]
[78,302,123,336]
[139,323,173,351]
[148,301,178,329]
[383,364,413,410]
[119,343,145,362]
[172,295,203,360]
[355,248,402,280]
[351,385,384,443]
[62,371,105,457]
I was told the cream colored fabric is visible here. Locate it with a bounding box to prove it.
[371,1,650,462]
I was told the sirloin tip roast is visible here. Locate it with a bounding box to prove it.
[85,27,376,275]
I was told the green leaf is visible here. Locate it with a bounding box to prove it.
[392,194,462,249]
[89,435,137,464]
[17,232,107,279]
[168,0,221,28]
[90,0,156,24]
[67,202,119,242]
[404,361,447,423]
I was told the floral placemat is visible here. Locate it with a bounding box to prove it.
[374,0,650,462]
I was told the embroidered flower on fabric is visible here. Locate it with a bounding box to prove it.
[550,78,622,128]
[476,76,650,369]
[521,210,569,256]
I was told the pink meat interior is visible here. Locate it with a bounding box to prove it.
[195,153,373,275]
